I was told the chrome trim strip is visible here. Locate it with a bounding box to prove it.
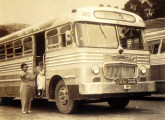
[63,75,76,79]
[0,79,21,82]
[46,60,103,67]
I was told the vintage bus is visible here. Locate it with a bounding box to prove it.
[0,6,155,113]
[143,18,165,93]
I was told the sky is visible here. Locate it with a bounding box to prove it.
[0,0,128,25]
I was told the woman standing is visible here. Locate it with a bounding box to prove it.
[20,63,36,114]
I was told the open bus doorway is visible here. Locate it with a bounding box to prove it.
[34,32,46,97]
[35,32,45,66]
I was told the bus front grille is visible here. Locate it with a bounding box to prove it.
[104,63,137,79]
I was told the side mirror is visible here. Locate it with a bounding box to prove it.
[65,31,72,45]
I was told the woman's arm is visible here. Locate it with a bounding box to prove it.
[39,69,45,76]
[20,72,27,78]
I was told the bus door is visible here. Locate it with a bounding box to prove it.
[34,31,46,97]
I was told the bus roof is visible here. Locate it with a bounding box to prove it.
[144,18,165,42]
[0,6,145,43]
[145,18,165,29]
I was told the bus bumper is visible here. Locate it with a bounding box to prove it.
[79,81,156,95]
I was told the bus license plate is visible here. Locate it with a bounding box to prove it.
[116,78,137,85]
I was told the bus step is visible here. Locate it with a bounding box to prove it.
[13,97,21,100]
[48,99,56,102]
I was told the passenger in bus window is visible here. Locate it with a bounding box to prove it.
[36,61,45,97]
[153,44,159,54]
[20,63,36,114]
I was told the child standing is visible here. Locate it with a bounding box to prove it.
[36,61,45,96]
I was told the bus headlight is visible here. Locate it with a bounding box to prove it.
[92,65,100,75]
[140,65,146,74]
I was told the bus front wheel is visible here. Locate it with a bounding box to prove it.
[108,98,129,109]
[55,80,76,114]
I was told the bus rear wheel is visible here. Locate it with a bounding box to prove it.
[108,98,129,109]
[55,80,76,114]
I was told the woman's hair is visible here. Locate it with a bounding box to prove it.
[39,61,43,66]
[21,63,27,70]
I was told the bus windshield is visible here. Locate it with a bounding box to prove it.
[75,22,143,50]
[75,22,118,48]
[118,26,144,50]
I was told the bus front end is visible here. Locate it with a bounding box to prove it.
[50,7,156,113]
[69,13,156,107]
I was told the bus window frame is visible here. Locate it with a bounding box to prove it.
[45,28,60,50]
[45,23,73,51]
[23,36,33,54]
[117,25,144,50]
[146,39,161,55]
[59,24,72,47]
[6,42,14,58]
[0,44,5,60]
[14,39,23,57]
[160,39,165,54]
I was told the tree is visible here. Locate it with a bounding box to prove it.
[124,0,146,19]
[148,0,165,19]
[123,0,165,20]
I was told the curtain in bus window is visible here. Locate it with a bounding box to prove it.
[118,27,143,50]
[14,40,22,56]
[161,39,165,53]
[23,37,32,54]
[6,43,13,58]
[0,45,5,60]
[147,40,160,54]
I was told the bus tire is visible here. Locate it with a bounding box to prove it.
[108,98,129,109]
[55,80,76,114]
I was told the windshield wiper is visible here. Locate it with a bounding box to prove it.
[99,25,107,39]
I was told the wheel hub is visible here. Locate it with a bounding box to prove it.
[58,87,69,106]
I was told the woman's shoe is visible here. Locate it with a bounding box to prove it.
[22,111,27,114]
[38,92,41,96]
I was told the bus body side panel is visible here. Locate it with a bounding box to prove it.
[0,56,33,98]
[150,54,165,93]
[45,48,155,100]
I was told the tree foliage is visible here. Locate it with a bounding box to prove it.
[123,0,165,20]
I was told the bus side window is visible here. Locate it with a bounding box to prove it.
[60,24,72,47]
[46,29,59,49]
[147,40,160,54]
[148,44,159,54]
[0,44,5,60]
[6,42,14,58]
[23,37,33,54]
[161,40,165,53]
[14,40,22,56]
